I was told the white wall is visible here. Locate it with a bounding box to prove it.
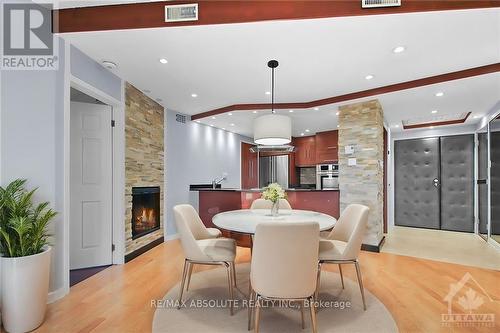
[165,111,251,236]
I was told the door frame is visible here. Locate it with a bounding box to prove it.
[62,51,125,296]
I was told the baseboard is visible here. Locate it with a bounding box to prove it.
[47,286,69,304]
[165,233,179,241]
[124,237,164,263]
[361,236,386,253]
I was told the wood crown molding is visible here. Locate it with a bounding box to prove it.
[53,1,500,34]
[402,112,472,130]
[191,63,500,120]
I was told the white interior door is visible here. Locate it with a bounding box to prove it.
[70,101,113,270]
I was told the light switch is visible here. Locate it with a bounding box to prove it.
[348,158,357,166]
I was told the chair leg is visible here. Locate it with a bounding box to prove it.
[354,260,367,311]
[248,284,254,331]
[226,262,235,316]
[231,261,237,288]
[178,260,189,309]
[186,262,194,291]
[254,296,261,333]
[338,264,345,289]
[315,262,322,299]
[309,296,318,333]
[299,301,305,329]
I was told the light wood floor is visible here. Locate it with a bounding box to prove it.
[34,240,500,333]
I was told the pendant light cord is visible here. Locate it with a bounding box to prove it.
[271,66,275,114]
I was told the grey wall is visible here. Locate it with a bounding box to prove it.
[0,39,123,296]
[165,110,251,235]
[70,45,122,102]
[1,38,65,292]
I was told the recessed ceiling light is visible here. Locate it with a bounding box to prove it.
[431,110,438,114]
[159,58,168,64]
[230,123,235,126]
[265,91,271,95]
[305,129,310,132]
[336,112,340,116]
[191,93,198,98]
[473,115,480,119]
[365,74,374,80]
[394,124,400,128]
[252,111,258,114]
[337,125,340,128]
[222,128,226,130]
[393,46,406,53]
[289,110,294,113]
[195,120,200,123]
[301,133,305,136]
[210,124,214,127]
[435,92,444,97]
[314,107,319,111]
[211,116,216,120]
[430,126,435,129]
[228,112,233,116]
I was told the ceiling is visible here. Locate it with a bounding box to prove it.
[61,7,500,136]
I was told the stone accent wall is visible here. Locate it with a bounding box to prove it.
[125,82,164,255]
[338,99,384,247]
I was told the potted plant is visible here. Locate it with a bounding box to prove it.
[0,179,57,333]
[261,183,287,216]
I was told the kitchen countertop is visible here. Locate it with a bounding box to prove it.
[190,187,339,192]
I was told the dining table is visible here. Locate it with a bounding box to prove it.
[212,208,337,238]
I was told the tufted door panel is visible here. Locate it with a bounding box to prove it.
[440,135,474,232]
[395,138,440,229]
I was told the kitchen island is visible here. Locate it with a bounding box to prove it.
[190,188,339,247]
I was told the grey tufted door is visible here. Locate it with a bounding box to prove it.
[440,135,474,232]
[395,138,441,229]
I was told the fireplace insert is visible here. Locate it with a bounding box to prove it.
[131,186,160,239]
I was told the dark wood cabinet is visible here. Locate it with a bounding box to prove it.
[241,142,258,189]
[294,136,316,167]
[315,130,338,164]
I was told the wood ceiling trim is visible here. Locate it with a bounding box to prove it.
[402,112,472,129]
[191,63,500,120]
[53,1,500,33]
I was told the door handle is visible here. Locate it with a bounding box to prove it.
[433,178,440,188]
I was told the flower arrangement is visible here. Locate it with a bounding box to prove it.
[262,183,286,204]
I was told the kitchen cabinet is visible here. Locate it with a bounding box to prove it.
[294,136,316,167]
[315,130,338,164]
[241,142,258,189]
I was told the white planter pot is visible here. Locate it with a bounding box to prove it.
[1,246,51,333]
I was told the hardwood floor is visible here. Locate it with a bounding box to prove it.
[35,240,500,333]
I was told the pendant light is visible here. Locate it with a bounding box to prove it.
[253,60,292,145]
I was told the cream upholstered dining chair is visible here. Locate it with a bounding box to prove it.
[316,204,369,310]
[173,204,236,315]
[248,222,320,333]
[250,198,292,210]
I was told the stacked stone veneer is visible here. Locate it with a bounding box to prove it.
[338,99,384,247]
[125,82,164,255]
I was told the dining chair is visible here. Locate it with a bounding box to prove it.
[250,198,292,210]
[248,221,320,333]
[173,204,236,315]
[316,204,369,310]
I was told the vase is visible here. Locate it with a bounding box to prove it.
[1,246,51,333]
[271,201,279,216]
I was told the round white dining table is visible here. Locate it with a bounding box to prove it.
[212,209,336,235]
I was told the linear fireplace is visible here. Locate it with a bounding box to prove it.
[131,186,161,240]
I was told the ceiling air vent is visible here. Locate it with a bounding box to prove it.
[176,114,187,124]
[362,0,401,8]
[165,4,198,22]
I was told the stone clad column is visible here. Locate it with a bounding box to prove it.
[338,99,384,248]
